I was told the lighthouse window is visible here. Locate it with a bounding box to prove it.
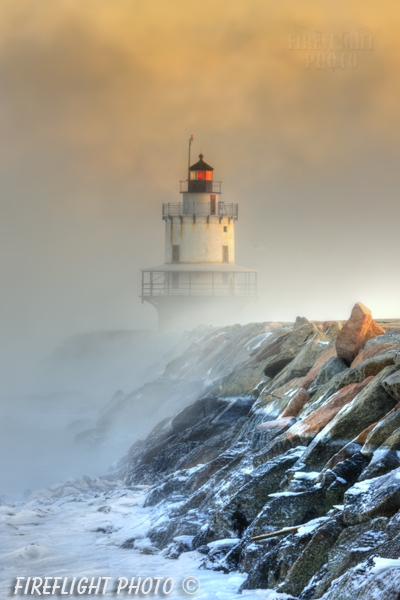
[222,246,229,263]
[172,245,180,263]
[223,226,228,232]
[189,170,213,181]
[210,195,216,215]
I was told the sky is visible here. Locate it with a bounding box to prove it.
[1,0,400,365]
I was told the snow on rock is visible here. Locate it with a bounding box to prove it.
[371,557,400,574]
[4,309,400,599]
[344,467,400,525]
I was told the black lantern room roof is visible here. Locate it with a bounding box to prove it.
[189,154,214,171]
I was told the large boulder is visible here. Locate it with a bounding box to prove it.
[310,518,390,599]
[351,343,395,367]
[254,323,321,378]
[215,362,267,397]
[268,329,336,389]
[301,349,340,390]
[320,557,400,600]
[336,302,385,365]
[280,388,310,418]
[359,449,400,482]
[250,377,305,422]
[344,467,400,525]
[355,348,398,379]
[262,377,374,461]
[299,366,399,471]
[277,515,344,597]
[239,528,314,592]
[307,356,348,395]
[382,370,400,401]
[210,449,303,539]
[361,402,400,457]
[363,329,400,348]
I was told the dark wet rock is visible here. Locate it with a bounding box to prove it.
[126,396,255,487]
[201,538,240,572]
[344,467,400,525]
[196,544,210,554]
[165,536,193,559]
[371,530,400,559]
[310,517,389,598]
[117,311,400,599]
[359,449,400,482]
[320,452,369,489]
[240,528,315,592]
[249,486,344,539]
[140,545,160,555]
[211,449,303,538]
[120,538,136,549]
[320,556,400,600]
[147,518,180,549]
[387,508,400,537]
[277,515,344,597]
[192,525,218,549]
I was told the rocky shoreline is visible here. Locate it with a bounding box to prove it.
[113,303,400,599]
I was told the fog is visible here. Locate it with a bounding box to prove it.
[1,0,400,497]
[0,329,191,497]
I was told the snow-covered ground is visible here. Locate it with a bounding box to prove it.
[0,477,293,599]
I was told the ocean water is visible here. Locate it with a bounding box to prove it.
[0,477,291,599]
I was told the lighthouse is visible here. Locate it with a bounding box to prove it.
[141,141,257,328]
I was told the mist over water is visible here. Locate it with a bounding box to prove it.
[0,328,189,499]
[1,0,400,504]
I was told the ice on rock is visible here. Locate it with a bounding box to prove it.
[207,538,240,549]
[371,557,400,574]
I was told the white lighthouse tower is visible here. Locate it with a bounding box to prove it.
[141,141,257,328]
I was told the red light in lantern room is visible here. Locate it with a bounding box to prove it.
[198,171,205,179]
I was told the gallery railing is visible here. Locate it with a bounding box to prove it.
[162,202,238,219]
[141,271,257,298]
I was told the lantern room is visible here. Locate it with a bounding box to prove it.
[188,154,214,193]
